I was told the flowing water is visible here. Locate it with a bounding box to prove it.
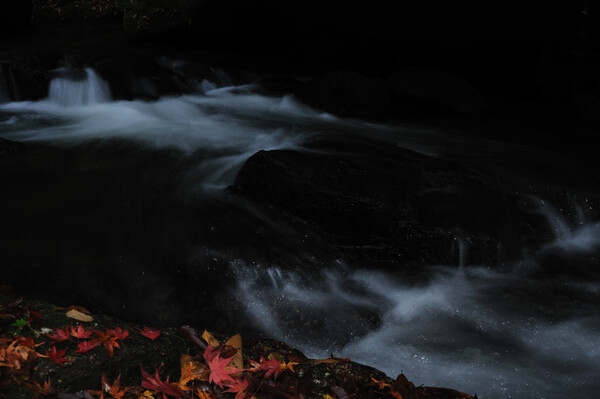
[1,68,599,399]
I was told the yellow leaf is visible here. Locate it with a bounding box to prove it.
[201,329,220,348]
[323,395,336,399]
[139,390,155,398]
[178,354,208,388]
[66,309,94,322]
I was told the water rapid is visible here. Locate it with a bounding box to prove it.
[1,68,599,399]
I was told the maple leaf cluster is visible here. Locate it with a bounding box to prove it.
[2,292,476,399]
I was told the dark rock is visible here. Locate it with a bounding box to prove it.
[234,137,543,269]
[294,70,392,119]
[0,57,49,101]
[122,0,200,39]
[0,137,24,155]
[32,0,123,25]
[388,67,487,114]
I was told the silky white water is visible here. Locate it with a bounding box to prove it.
[1,69,599,399]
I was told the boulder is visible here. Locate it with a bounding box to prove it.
[0,58,49,101]
[388,67,487,114]
[295,70,392,119]
[234,137,543,269]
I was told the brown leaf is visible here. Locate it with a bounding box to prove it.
[225,333,244,371]
[66,309,94,322]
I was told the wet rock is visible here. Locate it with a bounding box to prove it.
[0,57,49,101]
[295,70,392,119]
[0,292,476,399]
[234,136,542,269]
[0,137,25,155]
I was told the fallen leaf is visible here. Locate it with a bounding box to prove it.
[102,373,126,399]
[75,340,100,354]
[258,356,282,380]
[45,328,70,343]
[280,361,299,373]
[66,305,91,314]
[66,309,94,322]
[70,324,93,339]
[178,354,209,389]
[141,366,185,398]
[108,327,130,341]
[223,378,249,399]
[102,336,120,358]
[206,352,241,388]
[225,333,243,371]
[137,326,161,341]
[46,346,73,366]
[201,329,220,348]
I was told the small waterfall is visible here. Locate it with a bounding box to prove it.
[48,68,111,107]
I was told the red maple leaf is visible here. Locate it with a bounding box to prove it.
[108,327,129,341]
[258,356,282,380]
[141,366,185,398]
[46,346,73,366]
[203,345,219,363]
[45,327,70,343]
[206,353,242,388]
[75,340,100,354]
[223,378,249,399]
[102,336,120,358]
[70,324,93,339]
[26,307,43,323]
[137,326,161,341]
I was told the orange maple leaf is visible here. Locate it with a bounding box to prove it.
[102,373,126,399]
[178,354,208,390]
[70,324,93,339]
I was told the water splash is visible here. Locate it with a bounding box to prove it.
[232,262,600,399]
[532,197,600,253]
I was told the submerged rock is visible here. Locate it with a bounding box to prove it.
[234,136,543,269]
